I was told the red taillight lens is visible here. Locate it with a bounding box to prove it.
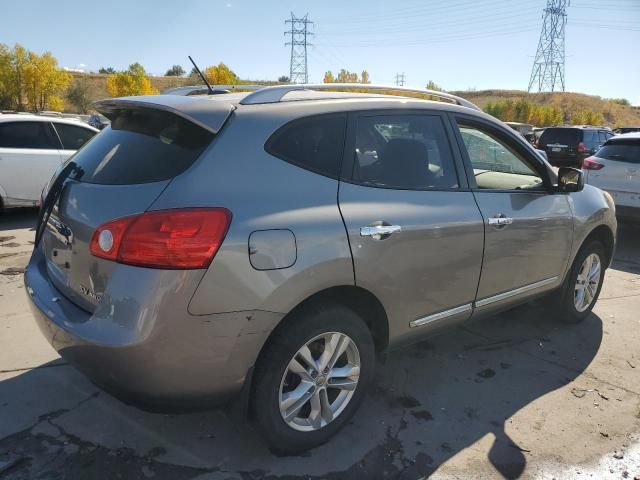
[90,208,232,269]
[582,157,604,170]
[577,142,586,153]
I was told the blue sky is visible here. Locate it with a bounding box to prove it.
[3,0,639,104]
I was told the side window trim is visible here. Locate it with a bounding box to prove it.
[447,112,552,193]
[264,112,348,180]
[340,109,468,191]
[48,122,64,149]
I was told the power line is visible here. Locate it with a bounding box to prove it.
[528,0,568,93]
[285,13,313,84]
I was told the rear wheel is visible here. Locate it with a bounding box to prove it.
[547,240,606,323]
[251,302,375,452]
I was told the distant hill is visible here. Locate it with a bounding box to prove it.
[449,89,640,127]
[70,74,639,127]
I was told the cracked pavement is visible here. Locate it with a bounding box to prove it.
[1,209,639,479]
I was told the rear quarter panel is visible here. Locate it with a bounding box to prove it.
[150,108,354,316]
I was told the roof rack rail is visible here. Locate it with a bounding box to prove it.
[239,83,480,111]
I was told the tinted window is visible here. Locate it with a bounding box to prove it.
[597,131,608,144]
[266,115,346,178]
[597,140,640,163]
[583,130,598,148]
[70,107,214,185]
[540,128,580,146]
[0,121,59,149]
[53,123,96,150]
[351,114,458,190]
[458,123,543,190]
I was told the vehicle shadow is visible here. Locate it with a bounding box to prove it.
[0,207,38,232]
[0,306,603,479]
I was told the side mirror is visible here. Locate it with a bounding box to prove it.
[557,167,585,193]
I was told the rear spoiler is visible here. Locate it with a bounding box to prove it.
[93,95,235,134]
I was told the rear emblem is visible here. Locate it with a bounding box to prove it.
[80,285,102,302]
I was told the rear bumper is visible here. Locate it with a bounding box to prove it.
[24,249,282,410]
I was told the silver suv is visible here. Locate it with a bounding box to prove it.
[25,84,617,452]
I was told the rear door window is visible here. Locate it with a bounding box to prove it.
[53,123,97,150]
[349,114,458,190]
[597,141,640,163]
[265,114,346,178]
[0,121,60,149]
[540,128,579,146]
[69,107,214,185]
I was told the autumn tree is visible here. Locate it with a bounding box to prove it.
[165,65,185,76]
[203,63,239,85]
[426,80,442,91]
[67,76,94,113]
[0,43,29,110]
[106,63,158,97]
[323,69,369,83]
[23,51,70,111]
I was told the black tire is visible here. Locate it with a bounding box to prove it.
[251,301,375,453]
[547,240,606,323]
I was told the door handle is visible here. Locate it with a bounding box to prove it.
[487,215,513,227]
[360,224,401,239]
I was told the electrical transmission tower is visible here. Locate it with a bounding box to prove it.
[528,0,568,93]
[395,73,406,86]
[285,13,313,84]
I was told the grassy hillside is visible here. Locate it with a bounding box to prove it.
[449,89,640,127]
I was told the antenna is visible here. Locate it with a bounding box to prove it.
[188,55,214,95]
[528,0,568,92]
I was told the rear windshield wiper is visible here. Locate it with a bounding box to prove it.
[34,162,82,247]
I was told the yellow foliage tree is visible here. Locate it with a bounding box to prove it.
[203,63,239,85]
[323,71,335,83]
[323,69,369,84]
[106,63,158,97]
[23,51,70,111]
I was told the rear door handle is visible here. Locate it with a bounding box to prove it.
[360,224,401,239]
[487,216,513,227]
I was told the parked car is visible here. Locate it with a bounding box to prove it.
[538,126,614,168]
[505,121,534,137]
[583,132,640,220]
[612,127,640,135]
[25,85,616,452]
[0,114,98,209]
[87,113,110,130]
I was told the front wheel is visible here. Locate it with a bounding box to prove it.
[548,240,606,323]
[251,302,375,452]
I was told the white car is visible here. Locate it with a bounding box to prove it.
[583,132,640,220]
[0,114,98,209]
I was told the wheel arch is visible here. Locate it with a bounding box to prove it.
[581,224,615,267]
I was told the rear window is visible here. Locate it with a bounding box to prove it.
[597,140,640,163]
[265,114,346,179]
[540,128,580,146]
[70,107,214,185]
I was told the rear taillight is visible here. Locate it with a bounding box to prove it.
[577,142,586,153]
[90,208,232,269]
[582,157,604,170]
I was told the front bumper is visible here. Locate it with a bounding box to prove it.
[24,249,282,410]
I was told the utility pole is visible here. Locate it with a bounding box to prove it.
[285,13,313,84]
[394,72,406,87]
[528,0,568,92]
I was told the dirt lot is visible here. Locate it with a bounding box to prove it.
[1,209,639,480]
